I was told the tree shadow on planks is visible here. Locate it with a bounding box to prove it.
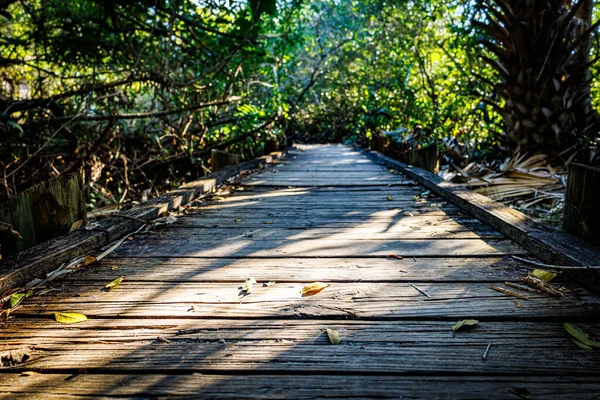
[7,176,600,397]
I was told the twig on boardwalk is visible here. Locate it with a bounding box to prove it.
[409,282,431,298]
[523,274,564,297]
[489,285,529,300]
[482,343,492,360]
[511,255,600,270]
[504,281,541,293]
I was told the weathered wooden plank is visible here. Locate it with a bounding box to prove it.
[208,190,428,201]
[2,338,599,375]
[198,202,458,212]
[66,256,524,282]
[360,147,600,292]
[142,225,504,240]
[172,215,487,229]
[2,319,598,376]
[2,319,592,345]
[227,185,420,193]
[3,374,599,399]
[243,181,414,187]
[183,208,464,220]
[254,172,401,179]
[274,165,388,171]
[112,237,523,258]
[14,281,598,319]
[0,173,87,256]
[212,196,427,204]
[0,157,271,294]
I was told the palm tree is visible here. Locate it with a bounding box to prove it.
[475,0,599,159]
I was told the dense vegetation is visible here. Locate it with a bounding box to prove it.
[1,0,599,211]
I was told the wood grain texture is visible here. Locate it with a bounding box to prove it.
[2,320,600,375]
[112,237,524,258]
[3,144,599,398]
[3,374,600,399]
[0,157,270,293]
[359,146,600,292]
[62,256,525,282]
[13,281,599,319]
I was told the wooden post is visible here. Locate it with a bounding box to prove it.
[264,139,279,155]
[211,149,239,171]
[407,145,439,173]
[563,163,600,247]
[0,173,87,257]
[370,135,387,154]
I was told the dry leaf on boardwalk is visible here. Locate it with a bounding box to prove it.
[387,254,403,260]
[531,269,559,282]
[242,278,257,294]
[386,196,393,201]
[452,319,478,332]
[53,312,88,324]
[326,328,341,345]
[9,290,33,308]
[564,323,600,350]
[301,282,330,296]
[69,219,84,232]
[106,276,125,291]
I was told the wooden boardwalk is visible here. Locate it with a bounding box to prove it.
[2,144,600,398]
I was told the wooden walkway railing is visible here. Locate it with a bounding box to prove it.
[2,144,600,398]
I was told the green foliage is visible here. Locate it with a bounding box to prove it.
[0,0,598,207]
[279,0,504,161]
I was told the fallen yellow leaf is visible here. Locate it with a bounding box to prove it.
[106,276,125,290]
[326,328,341,345]
[452,319,478,332]
[532,269,558,282]
[69,219,84,232]
[242,277,257,294]
[301,282,330,296]
[53,312,88,324]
